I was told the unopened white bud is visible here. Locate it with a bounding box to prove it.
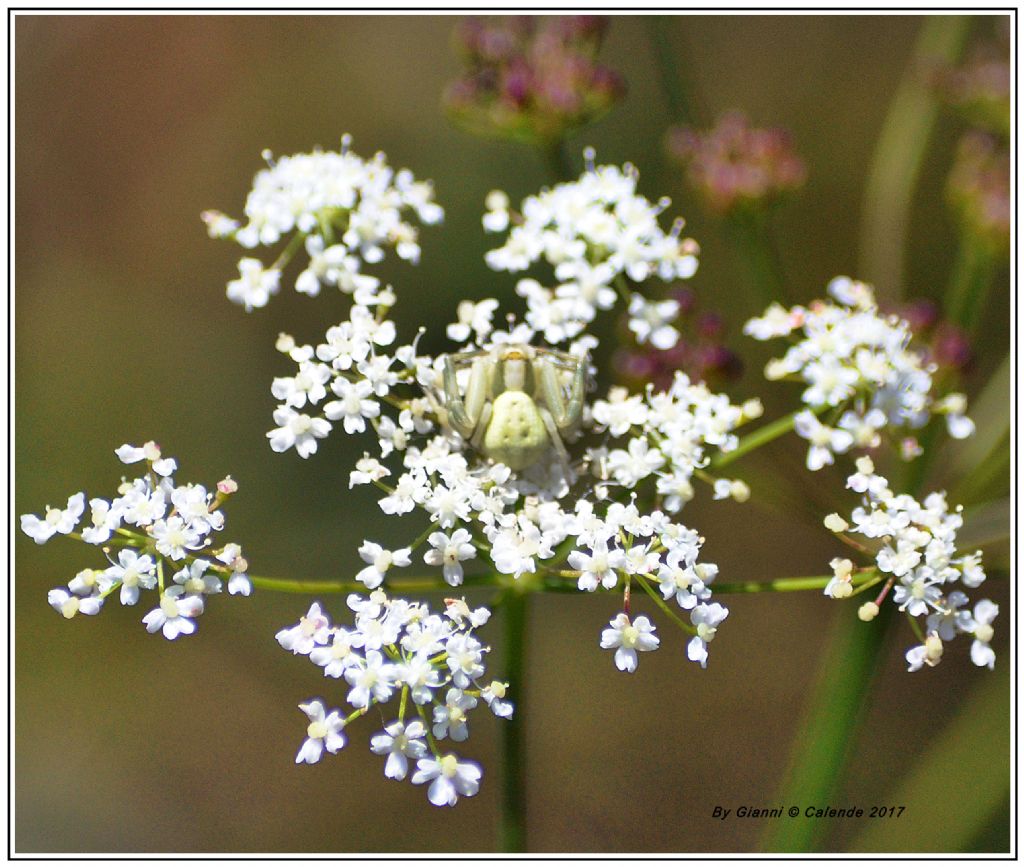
[729,480,751,502]
[830,557,854,580]
[858,601,879,621]
[854,455,874,476]
[924,633,944,664]
[824,513,849,533]
[741,398,764,420]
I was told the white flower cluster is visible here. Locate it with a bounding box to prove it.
[824,456,995,672]
[481,152,699,347]
[591,376,760,511]
[204,136,443,311]
[22,442,251,638]
[264,156,761,682]
[745,277,975,471]
[277,595,509,807]
[341,365,750,671]
[265,296,411,458]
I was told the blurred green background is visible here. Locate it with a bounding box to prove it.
[15,13,1010,853]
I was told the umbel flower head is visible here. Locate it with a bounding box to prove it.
[257,155,754,687]
[745,277,975,470]
[666,111,806,214]
[443,15,625,144]
[823,457,994,673]
[23,442,251,637]
[278,593,500,807]
[203,136,443,311]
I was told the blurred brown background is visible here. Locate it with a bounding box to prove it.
[14,14,1010,853]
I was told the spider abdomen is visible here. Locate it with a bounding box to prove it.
[483,391,549,470]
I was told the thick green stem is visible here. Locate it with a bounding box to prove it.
[858,16,970,300]
[542,139,575,184]
[724,207,788,310]
[762,601,896,851]
[644,16,701,125]
[500,589,529,852]
[945,231,997,335]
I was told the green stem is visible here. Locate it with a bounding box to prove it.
[635,574,694,634]
[945,231,997,335]
[248,573,501,595]
[724,207,788,309]
[644,16,701,125]
[858,15,970,300]
[713,573,873,595]
[500,589,529,852]
[710,407,814,469]
[762,601,896,851]
[541,139,575,184]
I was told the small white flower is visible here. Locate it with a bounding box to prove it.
[276,602,332,655]
[267,407,332,458]
[150,516,203,561]
[432,687,478,741]
[481,681,514,718]
[344,649,398,709]
[600,613,660,673]
[100,549,157,606]
[396,653,444,706]
[411,753,482,807]
[172,558,222,597]
[447,298,499,344]
[47,587,103,619]
[141,587,204,639]
[794,410,854,471]
[423,529,477,586]
[962,599,998,670]
[295,699,346,764]
[355,542,412,590]
[21,493,85,544]
[568,542,624,592]
[80,497,121,544]
[227,258,280,311]
[324,378,380,434]
[687,602,729,668]
[370,720,428,780]
[445,633,485,688]
[628,294,680,350]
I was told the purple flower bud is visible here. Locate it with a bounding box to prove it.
[443,15,625,144]
[667,111,806,214]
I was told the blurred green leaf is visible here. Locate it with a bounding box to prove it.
[849,671,1010,852]
[940,353,1011,491]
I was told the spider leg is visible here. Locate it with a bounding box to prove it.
[538,406,571,474]
[446,349,491,367]
[536,353,588,431]
[443,355,489,440]
[470,401,493,451]
[561,351,588,433]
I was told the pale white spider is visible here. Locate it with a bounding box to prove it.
[439,344,588,471]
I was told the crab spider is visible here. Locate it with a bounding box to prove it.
[439,344,588,472]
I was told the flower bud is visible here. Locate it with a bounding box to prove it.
[858,601,879,621]
[666,111,806,214]
[824,513,849,533]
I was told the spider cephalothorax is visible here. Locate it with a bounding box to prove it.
[439,344,588,471]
